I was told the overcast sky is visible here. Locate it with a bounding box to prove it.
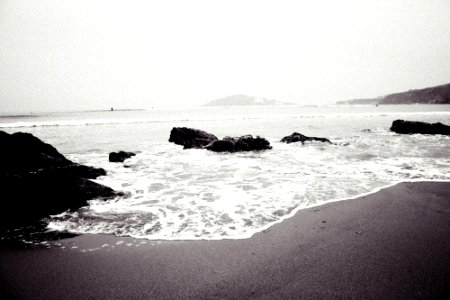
[1,0,449,113]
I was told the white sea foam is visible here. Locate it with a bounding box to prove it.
[47,130,450,240]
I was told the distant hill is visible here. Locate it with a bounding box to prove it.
[337,83,450,105]
[204,94,292,106]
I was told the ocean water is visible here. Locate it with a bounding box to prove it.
[1,105,449,241]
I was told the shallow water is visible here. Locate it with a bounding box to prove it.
[1,105,449,240]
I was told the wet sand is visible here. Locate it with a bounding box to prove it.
[1,181,449,299]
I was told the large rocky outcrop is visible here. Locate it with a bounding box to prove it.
[390,120,450,135]
[0,131,71,174]
[169,127,218,149]
[0,131,120,231]
[281,132,332,144]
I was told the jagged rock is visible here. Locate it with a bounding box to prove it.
[169,127,218,149]
[281,132,332,144]
[0,131,120,231]
[390,120,450,135]
[109,151,136,163]
[206,135,272,152]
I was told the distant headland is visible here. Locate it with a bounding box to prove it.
[203,94,293,107]
[337,83,450,105]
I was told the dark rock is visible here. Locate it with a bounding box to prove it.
[169,127,272,153]
[0,131,71,174]
[206,135,272,152]
[62,164,107,179]
[390,120,450,135]
[0,172,118,229]
[169,127,218,149]
[281,132,332,144]
[234,135,272,151]
[109,151,136,163]
[0,131,120,231]
[205,139,235,152]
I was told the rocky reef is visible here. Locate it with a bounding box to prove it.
[169,127,272,152]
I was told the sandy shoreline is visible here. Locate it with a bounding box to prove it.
[1,181,449,299]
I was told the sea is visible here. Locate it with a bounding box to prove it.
[1,104,449,241]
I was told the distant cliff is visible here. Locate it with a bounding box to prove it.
[337,83,450,105]
[204,94,292,106]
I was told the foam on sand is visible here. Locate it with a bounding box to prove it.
[2,181,449,299]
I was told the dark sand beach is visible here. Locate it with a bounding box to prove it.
[1,181,449,299]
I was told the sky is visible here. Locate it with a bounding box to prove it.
[0,0,450,113]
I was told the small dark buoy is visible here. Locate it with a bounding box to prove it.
[111,107,114,111]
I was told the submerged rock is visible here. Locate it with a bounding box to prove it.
[0,131,120,231]
[109,151,136,163]
[390,120,450,135]
[281,132,332,144]
[206,135,272,152]
[169,127,218,149]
